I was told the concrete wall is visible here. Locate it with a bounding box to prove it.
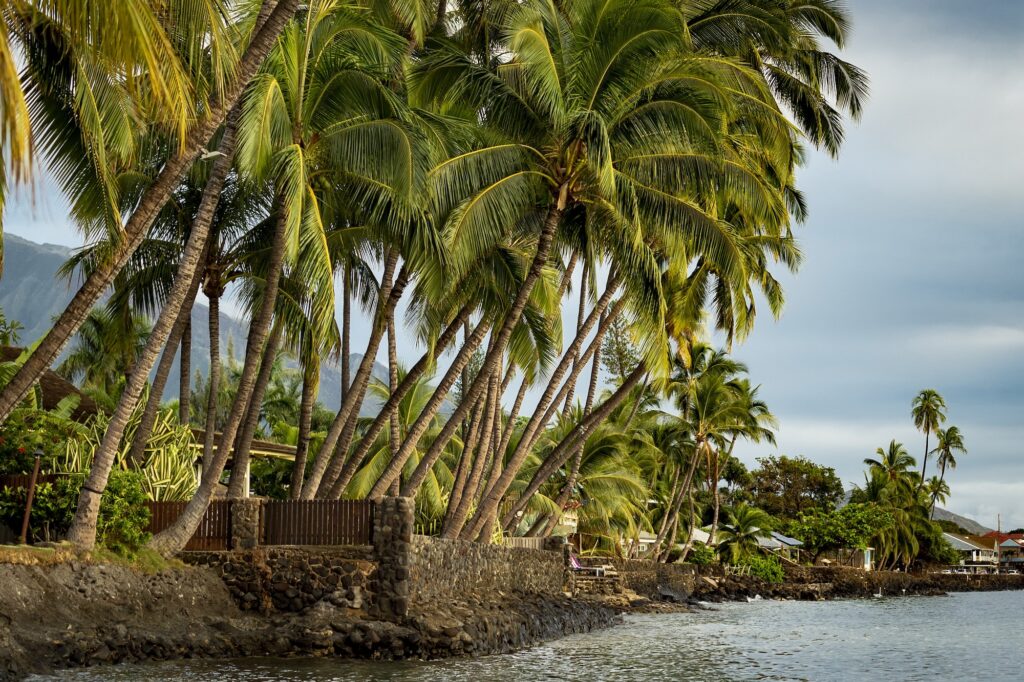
[409,535,565,602]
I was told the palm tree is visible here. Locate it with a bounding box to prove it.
[930,426,965,518]
[0,0,303,425]
[57,307,151,404]
[717,503,773,565]
[864,440,917,494]
[925,476,950,511]
[911,389,946,489]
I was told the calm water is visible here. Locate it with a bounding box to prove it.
[35,591,1024,681]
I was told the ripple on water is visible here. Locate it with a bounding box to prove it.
[30,591,1024,682]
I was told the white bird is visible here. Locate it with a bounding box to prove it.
[872,589,883,598]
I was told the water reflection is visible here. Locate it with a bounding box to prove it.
[36,591,1024,682]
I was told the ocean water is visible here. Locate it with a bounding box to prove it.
[35,590,1024,681]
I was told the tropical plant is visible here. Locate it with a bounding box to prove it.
[717,503,773,564]
[930,426,965,517]
[911,389,946,489]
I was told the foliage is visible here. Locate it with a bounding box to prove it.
[787,503,894,561]
[919,533,960,566]
[250,458,294,500]
[741,553,784,583]
[600,315,641,385]
[0,308,22,346]
[687,542,717,567]
[749,455,844,522]
[717,504,773,564]
[0,471,149,554]
[0,404,86,474]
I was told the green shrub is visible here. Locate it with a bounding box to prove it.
[0,471,150,555]
[742,553,785,583]
[688,542,717,566]
[0,407,85,474]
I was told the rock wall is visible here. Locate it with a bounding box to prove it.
[409,535,565,603]
[183,547,375,613]
[602,558,699,598]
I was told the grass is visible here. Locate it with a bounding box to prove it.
[0,541,185,573]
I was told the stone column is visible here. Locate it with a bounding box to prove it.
[230,498,263,550]
[371,496,413,620]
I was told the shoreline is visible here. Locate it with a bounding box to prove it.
[3,556,1024,680]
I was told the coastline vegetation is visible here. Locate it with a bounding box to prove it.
[0,0,961,574]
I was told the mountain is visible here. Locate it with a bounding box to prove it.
[0,233,387,413]
[931,507,994,536]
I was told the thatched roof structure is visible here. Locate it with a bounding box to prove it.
[0,346,100,421]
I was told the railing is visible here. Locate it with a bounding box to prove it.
[501,536,546,550]
[145,500,232,551]
[262,499,373,546]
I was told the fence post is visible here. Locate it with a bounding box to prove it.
[371,496,413,621]
[230,499,263,550]
[18,453,42,544]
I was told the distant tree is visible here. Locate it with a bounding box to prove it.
[788,503,894,562]
[912,389,947,490]
[930,426,965,518]
[0,308,23,346]
[1010,528,1024,535]
[748,455,844,521]
[600,314,640,385]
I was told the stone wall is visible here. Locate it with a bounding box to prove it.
[371,497,414,621]
[409,535,565,603]
[183,546,375,613]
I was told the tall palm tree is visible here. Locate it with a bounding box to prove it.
[717,503,773,565]
[912,389,946,489]
[930,425,965,518]
[864,439,917,494]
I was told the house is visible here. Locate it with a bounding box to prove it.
[943,532,999,572]
[757,531,804,562]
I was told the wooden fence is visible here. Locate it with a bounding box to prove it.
[501,536,546,551]
[262,499,373,546]
[145,500,232,551]
[0,474,61,490]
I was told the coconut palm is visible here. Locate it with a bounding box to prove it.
[717,503,773,564]
[864,440,917,494]
[57,307,152,404]
[911,389,946,489]
[930,426,965,518]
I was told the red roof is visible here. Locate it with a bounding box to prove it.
[982,531,1024,542]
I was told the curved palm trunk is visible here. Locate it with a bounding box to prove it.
[202,291,222,467]
[675,441,708,563]
[0,0,301,425]
[227,324,283,498]
[445,370,499,538]
[473,301,621,535]
[492,374,529,467]
[179,317,192,425]
[65,106,241,548]
[290,360,318,498]
[562,263,589,414]
[149,200,289,555]
[441,393,487,533]
[302,255,402,498]
[918,431,930,493]
[341,262,351,404]
[929,459,948,519]
[709,437,736,545]
[388,193,566,501]
[496,363,646,534]
[539,337,604,537]
[324,307,473,499]
[386,312,401,496]
[125,280,201,466]
[650,467,682,556]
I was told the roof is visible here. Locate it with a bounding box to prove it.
[983,532,1024,542]
[999,539,1022,548]
[190,429,297,460]
[0,346,99,421]
[771,531,804,547]
[944,532,994,552]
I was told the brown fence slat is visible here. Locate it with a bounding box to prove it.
[261,499,372,546]
[145,500,230,551]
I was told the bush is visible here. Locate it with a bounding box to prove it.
[0,471,150,555]
[688,542,717,566]
[0,408,84,474]
[742,553,785,583]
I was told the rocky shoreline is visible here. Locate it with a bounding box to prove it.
[0,561,618,681]
[3,558,1024,680]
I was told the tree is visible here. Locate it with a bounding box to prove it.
[788,503,893,562]
[600,316,640,386]
[748,455,843,522]
[717,503,773,564]
[930,425,965,518]
[911,389,946,490]
[0,309,22,346]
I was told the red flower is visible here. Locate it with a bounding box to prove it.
[17,446,26,454]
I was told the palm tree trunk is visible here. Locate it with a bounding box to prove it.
[125,280,201,466]
[675,442,708,563]
[710,436,736,545]
[227,324,283,498]
[302,255,403,498]
[290,360,318,498]
[472,300,621,533]
[179,317,192,425]
[445,369,500,538]
[919,431,930,492]
[64,103,242,548]
[562,262,589,414]
[495,363,646,534]
[0,0,301,425]
[323,306,473,498]
[650,467,682,555]
[492,374,529,468]
[930,459,948,520]
[149,197,289,555]
[388,191,567,500]
[202,291,222,467]
[341,262,351,404]
[441,393,488,532]
[386,312,401,496]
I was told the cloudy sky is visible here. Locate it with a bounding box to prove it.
[7,0,1024,528]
